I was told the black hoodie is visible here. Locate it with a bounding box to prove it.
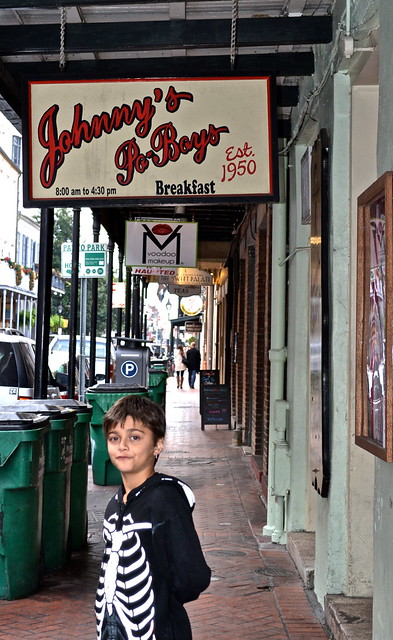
[96,472,211,640]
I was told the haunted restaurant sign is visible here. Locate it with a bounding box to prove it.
[23,76,278,207]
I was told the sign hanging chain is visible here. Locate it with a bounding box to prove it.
[59,7,67,70]
[230,0,238,70]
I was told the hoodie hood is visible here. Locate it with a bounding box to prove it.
[118,472,196,511]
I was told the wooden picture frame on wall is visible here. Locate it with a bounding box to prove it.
[356,171,393,461]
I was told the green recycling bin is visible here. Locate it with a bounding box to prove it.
[86,384,148,486]
[44,399,92,551]
[8,402,75,572]
[148,368,167,410]
[0,411,49,600]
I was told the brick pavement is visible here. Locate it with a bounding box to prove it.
[0,376,333,640]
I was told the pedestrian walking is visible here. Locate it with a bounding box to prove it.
[186,342,201,389]
[95,394,211,640]
[174,344,188,389]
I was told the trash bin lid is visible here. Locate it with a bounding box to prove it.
[86,383,148,394]
[5,402,76,419]
[0,412,50,430]
[43,398,92,413]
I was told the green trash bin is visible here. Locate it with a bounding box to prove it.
[44,399,92,551]
[0,411,49,600]
[8,402,75,572]
[85,383,148,486]
[148,368,167,409]
[150,359,168,371]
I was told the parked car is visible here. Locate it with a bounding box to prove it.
[48,335,116,382]
[0,332,61,404]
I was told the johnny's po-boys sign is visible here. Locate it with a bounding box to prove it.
[24,77,278,207]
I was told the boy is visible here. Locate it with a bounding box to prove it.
[95,395,211,640]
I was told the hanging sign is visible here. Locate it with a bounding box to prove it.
[125,220,197,268]
[159,267,213,286]
[180,295,204,316]
[24,76,278,207]
[185,321,203,333]
[132,267,177,277]
[168,284,201,296]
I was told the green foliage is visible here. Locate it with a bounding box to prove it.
[50,314,67,332]
[52,208,73,270]
[50,208,110,336]
[19,308,36,327]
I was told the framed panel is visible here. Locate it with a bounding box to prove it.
[356,172,393,461]
[309,129,330,497]
[301,146,312,224]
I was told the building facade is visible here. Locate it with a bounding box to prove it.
[209,1,393,637]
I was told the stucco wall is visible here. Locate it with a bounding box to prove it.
[286,142,316,533]
[347,85,378,597]
[287,0,381,605]
[374,1,393,637]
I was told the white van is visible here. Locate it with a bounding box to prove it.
[49,335,116,381]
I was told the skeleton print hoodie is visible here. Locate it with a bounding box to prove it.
[95,472,211,640]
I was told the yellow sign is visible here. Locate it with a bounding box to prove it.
[180,295,204,316]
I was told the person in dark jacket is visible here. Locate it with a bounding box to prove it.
[95,394,211,640]
[186,342,201,389]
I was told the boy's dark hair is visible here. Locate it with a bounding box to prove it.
[103,395,166,443]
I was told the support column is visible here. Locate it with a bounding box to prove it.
[16,293,21,331]
[124,266,132,337]
[132,275,141,338]
[117,247,124,337]
[9,291,14,329]
[68,207,80,399]
[263,155,289,544]
[206,285,214,369]
[89,212,100,386]
[2,289,6,328]
[105,236,114,382]
[34,208,54,398]
[28,297,32,338]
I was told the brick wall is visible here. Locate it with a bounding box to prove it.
[230,257,245,428]
[228,209,272,470]
[250,213,272,476]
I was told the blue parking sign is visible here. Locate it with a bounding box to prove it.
[121,361,138,378]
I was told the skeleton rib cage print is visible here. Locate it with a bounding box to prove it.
[96,512,156,640]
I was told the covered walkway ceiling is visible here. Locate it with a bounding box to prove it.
[0,0,334,256]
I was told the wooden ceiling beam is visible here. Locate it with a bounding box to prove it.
[0,16,332,55]
[0,0,319,7]
[7,52,314,79]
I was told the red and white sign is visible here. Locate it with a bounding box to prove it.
[112,282,125,308]
[125,220,197,268]
[24,77,278,206]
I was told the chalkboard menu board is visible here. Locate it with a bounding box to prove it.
[201,384,231,430]
[199,369,219,415]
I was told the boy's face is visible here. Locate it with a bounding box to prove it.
[107,416,164,485]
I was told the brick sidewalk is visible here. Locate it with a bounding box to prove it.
[0,377,332,640]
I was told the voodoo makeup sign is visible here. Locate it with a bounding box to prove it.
[23,76,278,207]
